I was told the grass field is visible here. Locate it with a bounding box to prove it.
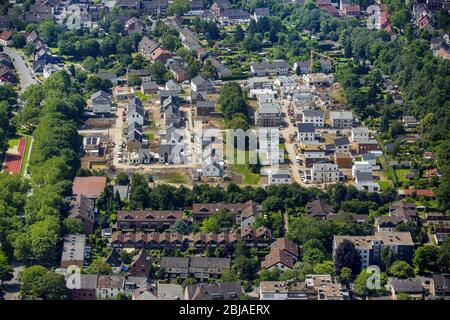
[161,172,188,184]
[378,180,393,191]
[19,136,32,176]
[7,138,19,148]
[231,164,260,185]
[395,169,413,183]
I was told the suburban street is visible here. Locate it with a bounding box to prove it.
[3,47,38,91]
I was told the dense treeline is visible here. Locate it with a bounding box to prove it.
[0,85,18,152]
[9,71,84,264]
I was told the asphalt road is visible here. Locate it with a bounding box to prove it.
[4,47,38,91]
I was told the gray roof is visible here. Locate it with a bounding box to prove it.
[186,281,243,300]
[128,121,143,134]
[128,98,144,117]
[270,170,290,179]
[355,171,373,182]
[189,257,231,269]
[390,278,423,293]
[252,60,289,70]
[361,153,377,160]
[298,123,315,133]
[254,7,270,16]
[160,257,189,269]
[302,109,324,117]
[61,234,86,263]
[79,274,98,289]
[258,102,279,114]
[334,136,350,146]
[196,101,214,109]
[113,185,130,201]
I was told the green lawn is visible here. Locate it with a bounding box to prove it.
[395,169,413,183]
[162,172,188,184]
[378,180,393,191]
[19,136,32,177]
[7,138,19,148]
[231,164,260,185]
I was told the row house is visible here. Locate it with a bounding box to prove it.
[116,210,185,231]
[250,60,290,76]
[111,227,272,251]
[160,256,230,281]
[192,200,259,225]
[219,8,251,25]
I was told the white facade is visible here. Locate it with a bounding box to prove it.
[351,127,369,143]
[311,163,340,183]
[128,111,144,126]
[352,161,372,178]
[301,110,324,127]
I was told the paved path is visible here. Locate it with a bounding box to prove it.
[3,47,38,91]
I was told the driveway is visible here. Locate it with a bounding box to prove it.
[3,47,38,91]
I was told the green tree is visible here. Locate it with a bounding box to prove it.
[19,265,48,296]
[166,0,190,16]
[32,272,68,300]
[388,261,415,279]
[334,239,362,275]
[353,269,388,297]
[87,260,112,275]
[413,245,440,274]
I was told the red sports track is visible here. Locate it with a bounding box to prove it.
[3,137,27,175]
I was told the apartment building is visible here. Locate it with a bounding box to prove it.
[333,232,414,268]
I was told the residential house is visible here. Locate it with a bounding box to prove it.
[430,274,450,299]
[139,36,159,60]
[202,158,224,177]
[96,275,126,300]
[351,127,369,143]
[195,100,215,116]
[210,0,231,16]
[334,136,350,153]
[268,170,292,185]
[329,111,353,129]
[125,17,146,35]
[91,90,112,116]
[297,123,316,141]
[256,102,281,127]
[354,171,380,192]
[253,7,270,22]
[402,116,419,129]
[259,281,311,300]
[191,75,215,93]
[389,278,425,300]
[306,199,335,219]
[72,176,107,199]
[293,60,312,74]
[159,257,231,280]
[61,234,87,268]
[219,8,251,25]
[356,140,379,154]
[169,62,189,82]
[192,201,258,223]
[250,60,290,76]
[301,109,324,127]
[128,97,145,125]
[129,249,151,278]
[185,282,243,300]
[70,274,97,300]
[116,210,184,231]
[0,31,12,46]
[69,195,96,234]
[262,248,295,271]
[310,162,340,184]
